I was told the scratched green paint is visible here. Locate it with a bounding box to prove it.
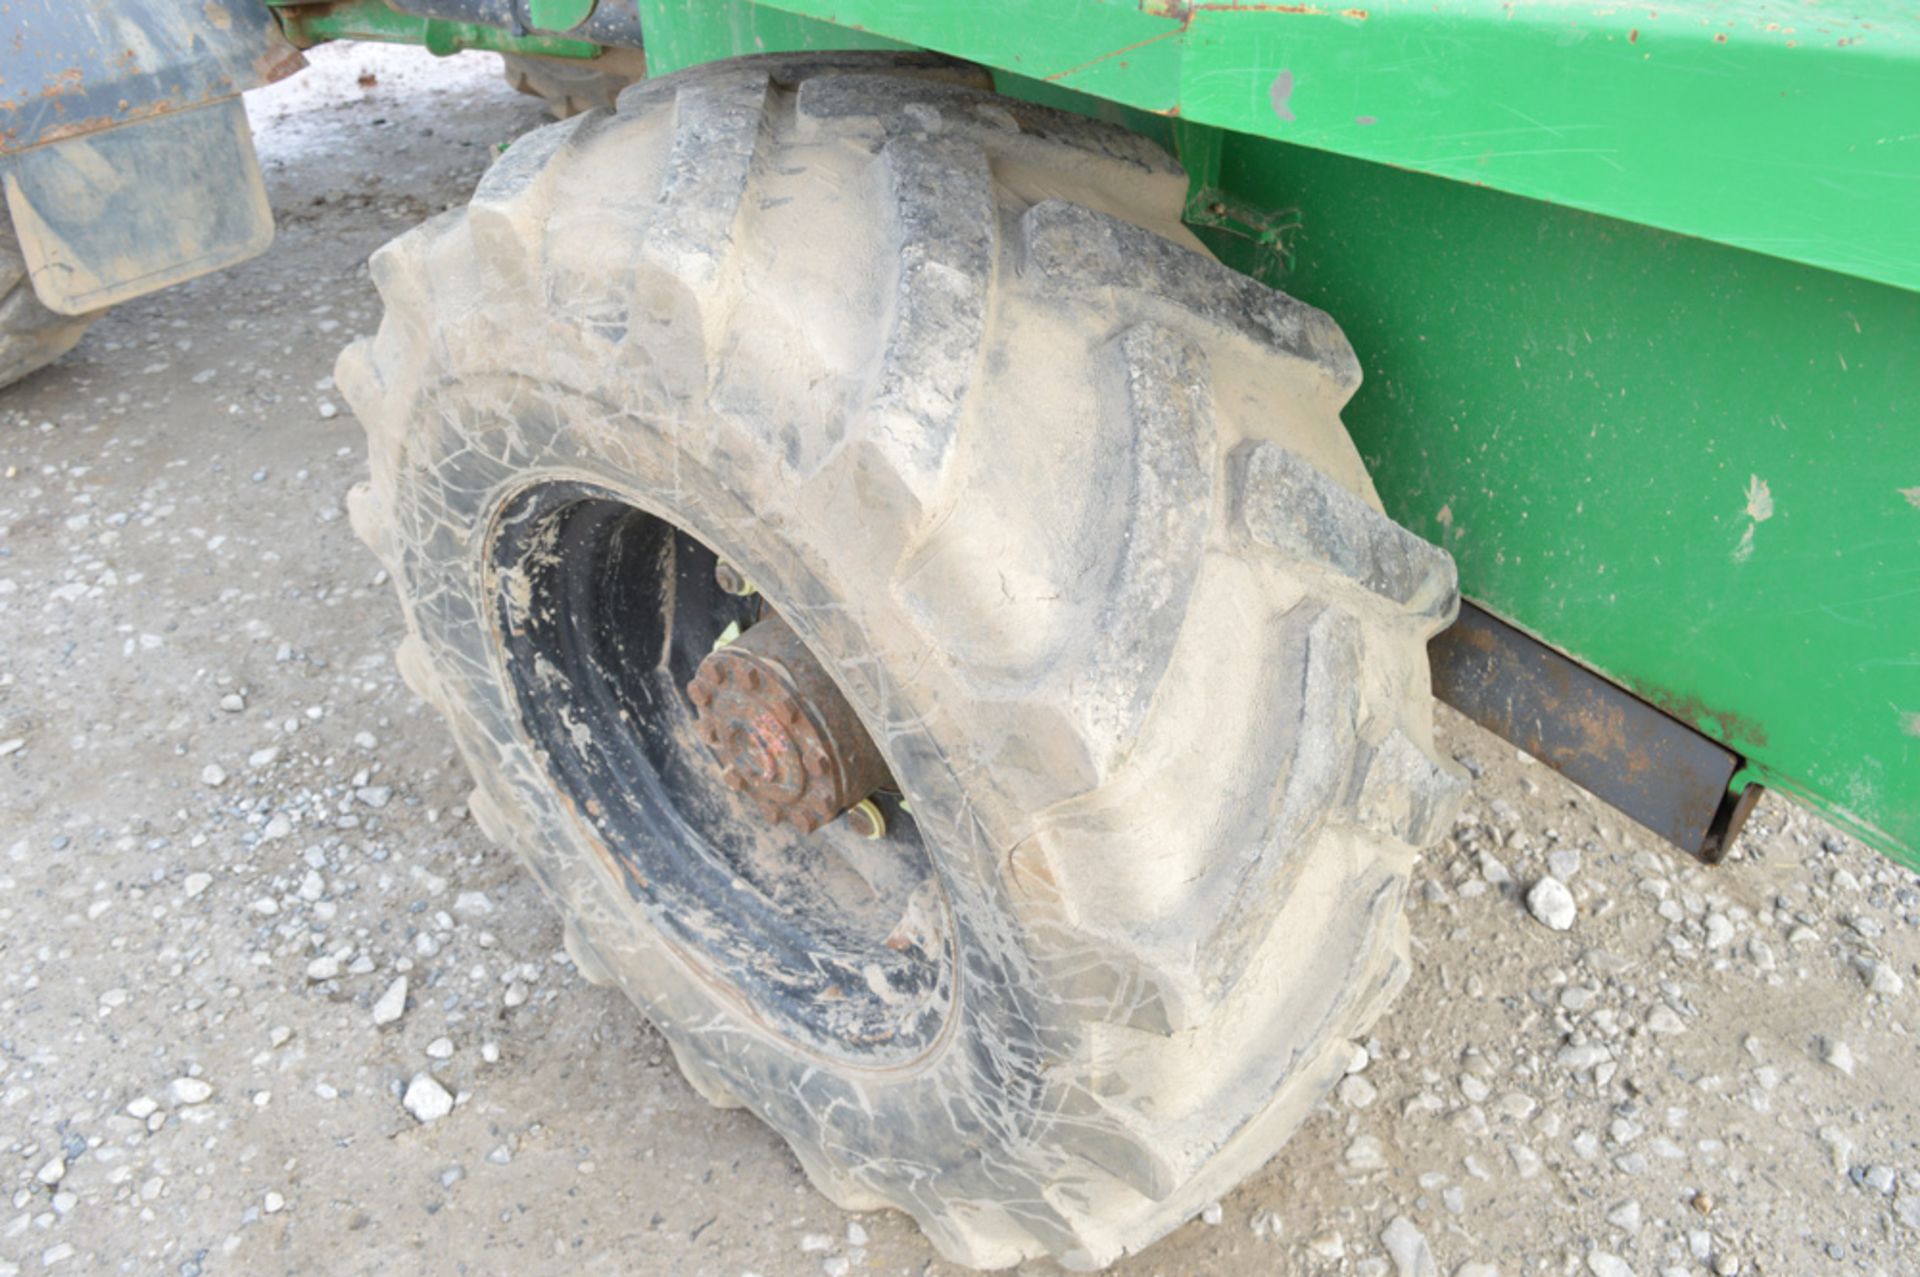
[1214,133,1920,866]
[684,0,1920,296]
[272,0,601,57]
[633,0,900,75]
[1001,69,1920,865]
[629,0,1920,866]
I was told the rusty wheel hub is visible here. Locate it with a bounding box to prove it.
[687,611,889,834]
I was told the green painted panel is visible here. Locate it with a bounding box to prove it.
[637,0,902,77]
[1238,144,1919,863]
[272,0,600,58]
[632,7,1920,865]
[1014,70,1920,864]
[734,0,1920,296]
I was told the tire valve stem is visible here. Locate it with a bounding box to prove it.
[844,799,886,840]
[713,560,756,597]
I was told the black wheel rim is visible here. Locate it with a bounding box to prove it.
[487,481,956,1065]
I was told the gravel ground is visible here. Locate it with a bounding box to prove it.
[1,43,1916,1277]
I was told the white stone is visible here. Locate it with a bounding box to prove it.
[1337,1075,1378,1109]
[1381,1215,1437,1277]
[1856,957,1905,997]
[1307,1232,1346,1261]
[1587,1253,1636,1277]
[402,1073,453,1123]
[372,976,409,1027]
[1526,877,1576,931]
[34,1158,63,1186]
[1645,1005,1687,1035]
[1547,846,1582,879]
[200,764,227,788]
[1345,1135,1386,1171]
[167,1077,213,1106]
[1703,913,1734,949]
[183,873,212,899]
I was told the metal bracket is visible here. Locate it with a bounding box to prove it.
[1171,120,1298,286]
[1429,602,1760,863]
[3,97,273,316]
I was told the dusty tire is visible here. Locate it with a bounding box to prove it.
[0,217,96,389]
[341,52,1466,1269]
[499,49,647,118]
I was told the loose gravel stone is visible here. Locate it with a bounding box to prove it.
[168,1077,213,1106]
[1526,877,1577,931]
[403,1073,454,1124]
[0,42,1908,1277]
[372,975,409,1026]
[1645,1005,1687,1035]
[1380,1215,1437,1277]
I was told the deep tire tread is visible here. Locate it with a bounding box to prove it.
[342,52,1465,1271]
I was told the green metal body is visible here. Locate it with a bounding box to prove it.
[273,2,599,58]
[290,0,1920,868]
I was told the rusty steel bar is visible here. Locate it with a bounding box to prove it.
[1430,602,1760,862]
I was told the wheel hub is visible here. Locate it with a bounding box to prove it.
[687,611,889,833]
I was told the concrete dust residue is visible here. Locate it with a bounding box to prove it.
[0,40,1913,1277]
[1734,473,1774,562]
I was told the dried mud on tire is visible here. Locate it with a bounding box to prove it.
[341,52,1465,1270]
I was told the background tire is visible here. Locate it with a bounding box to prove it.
[0,215,97,390]
[341,51,1466,1270]
[499,49,648,118]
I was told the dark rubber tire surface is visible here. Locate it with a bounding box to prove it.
[341,52,1466,1270]
[0,219,96,390]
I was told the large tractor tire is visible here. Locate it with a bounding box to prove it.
[341,51,1466,1270]
[0,216,97,389]
[499,49,647,118]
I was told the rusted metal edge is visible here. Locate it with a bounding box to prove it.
[0,2,304,158]
[1429,601,1760,862]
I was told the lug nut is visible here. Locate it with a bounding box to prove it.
[714,561,755,597]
